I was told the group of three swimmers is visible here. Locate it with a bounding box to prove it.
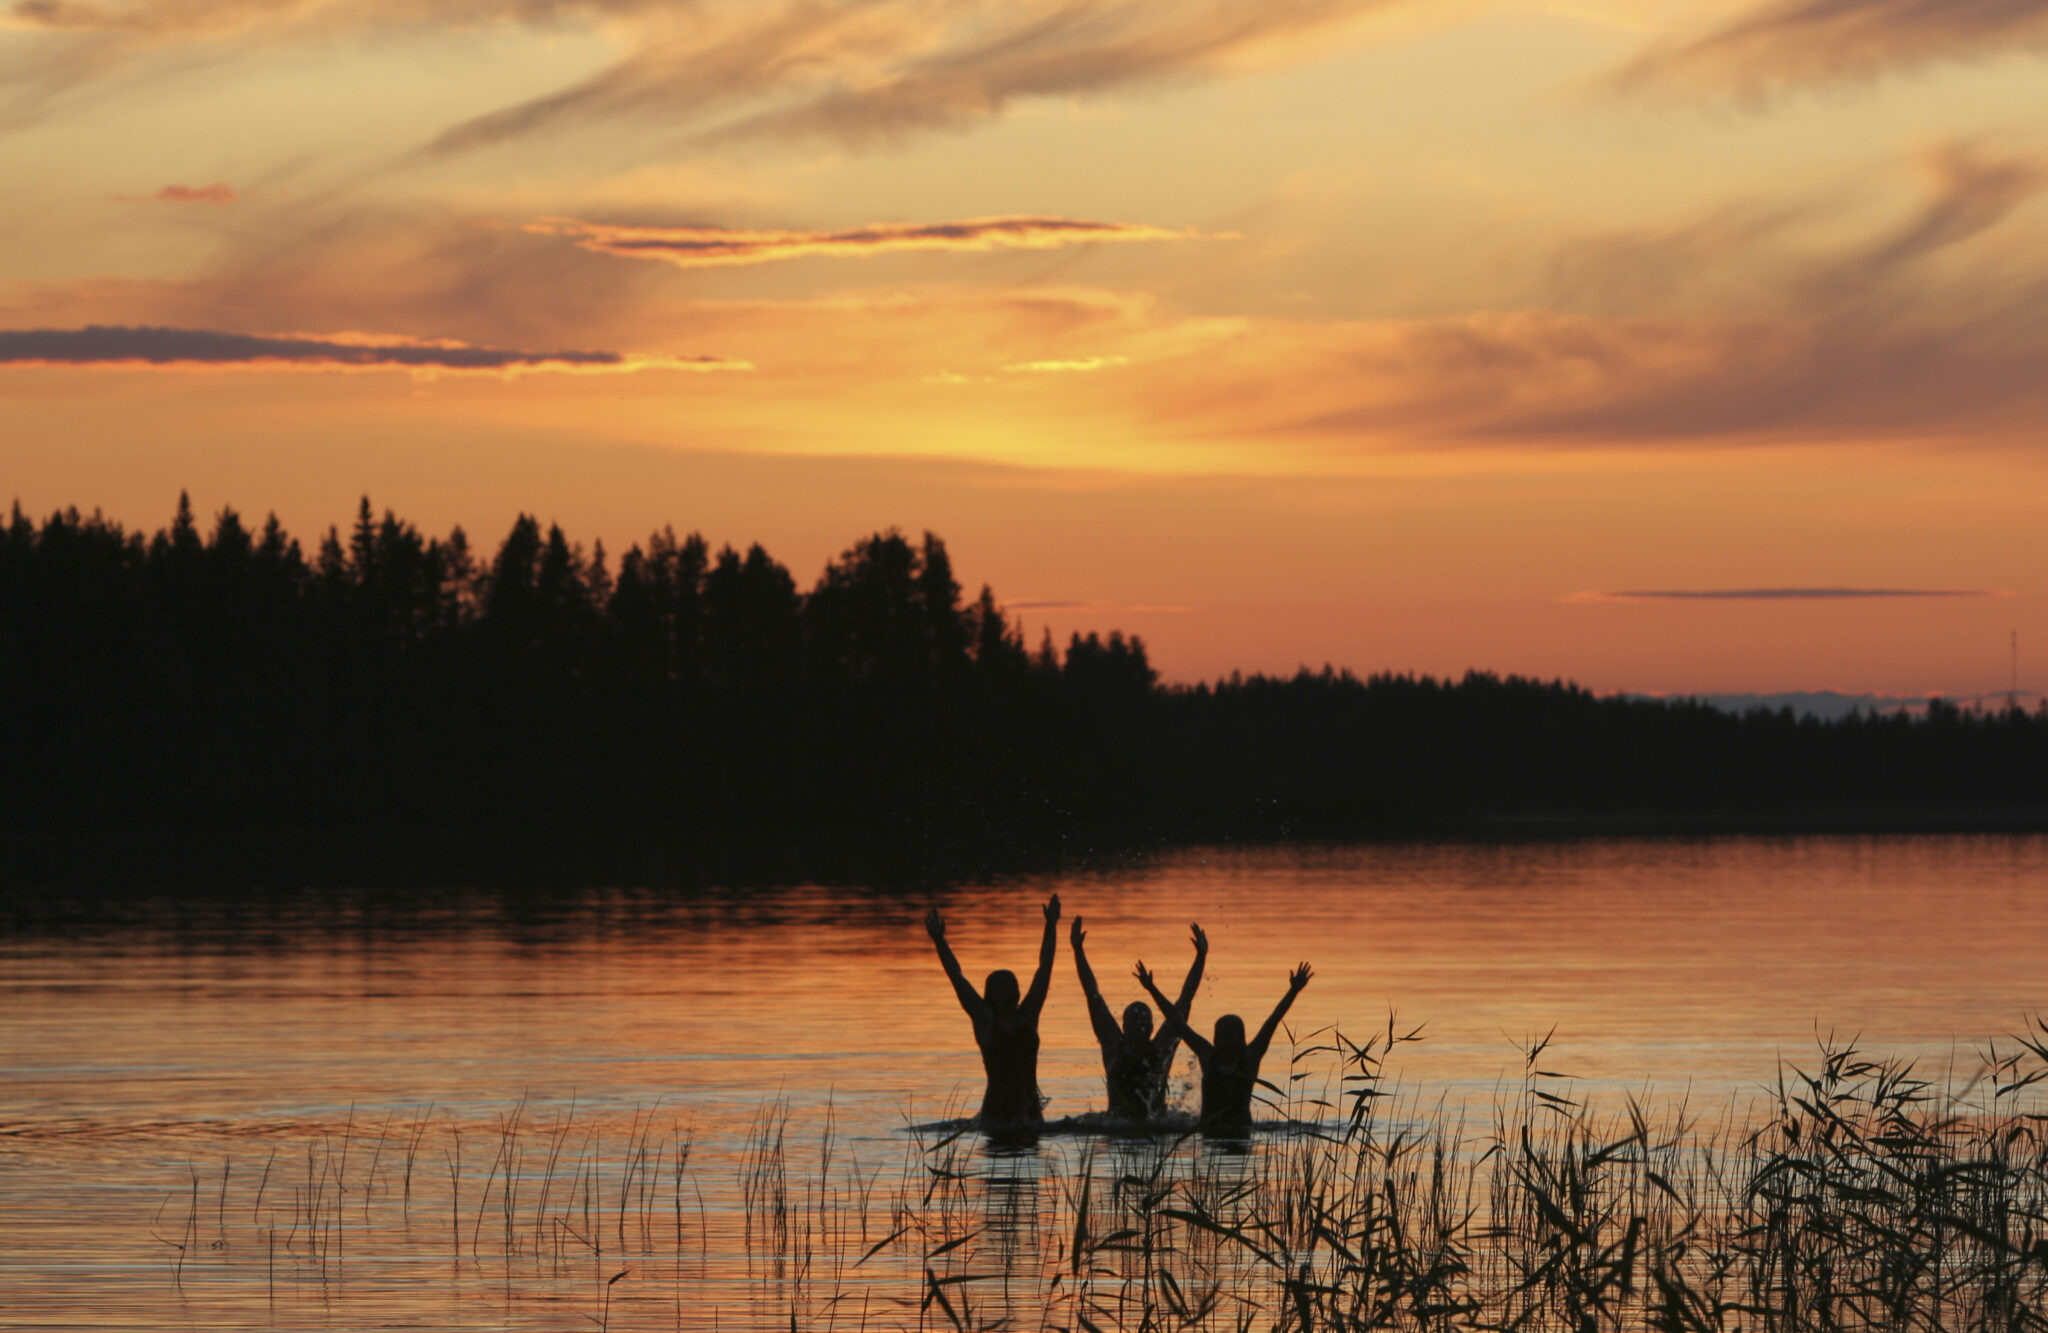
[925,892,1312,1135]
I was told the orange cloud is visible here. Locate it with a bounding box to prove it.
[108,183,239,206]
[526,216,1223,269]
[155,182,236,205]
[0,324,747,377]
[1003,355,1129,373]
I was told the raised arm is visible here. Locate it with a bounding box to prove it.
[1168,922,1208,1023]
[1070,916,1121,1050]
[1019,893,1061,1022]
[1136,961,1211,1062]
[1250,962,1312,1062]
[926,908,989,1035]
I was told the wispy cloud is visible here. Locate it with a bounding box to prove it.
[0,324,746,376]
[423,0,1401,156]
[19,206,678,355]
[1859,141,2048,270]
[1237,298,2048,448]
[1005,598,1198,613]
[152,182,237,205]
[1225,140,2048,449]
[1,0,653,37]
[108,182,241,205]
[701,0,1397,148]
[527,216,1218,269]
[1566,587,2008,602]
[1004,354,1129,373]
[1614,0,2048,99]
[1495,143,2048,441]
[0,0,666,128]
[1549,140,2048,315]
[1545,198,1823,315]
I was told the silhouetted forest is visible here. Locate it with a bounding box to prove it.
[5,496,2047,887]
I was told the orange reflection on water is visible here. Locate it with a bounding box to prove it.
[5,836,2048,1330]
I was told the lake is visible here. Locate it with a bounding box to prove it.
[5,836,2047,1330]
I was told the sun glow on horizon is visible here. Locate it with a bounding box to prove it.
[5,0,2046,696]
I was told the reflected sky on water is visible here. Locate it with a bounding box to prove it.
[5,836,2048,1329]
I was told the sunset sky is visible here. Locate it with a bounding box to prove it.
[6,0,2048,699]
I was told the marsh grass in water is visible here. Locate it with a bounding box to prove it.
[142,1021,2048,1331]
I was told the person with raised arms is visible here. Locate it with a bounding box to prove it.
[1134,958,1311,1136]
[925,894,1061,1131]
[1071,916,1206,1123]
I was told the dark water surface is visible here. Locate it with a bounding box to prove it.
[5,836,2046,1329]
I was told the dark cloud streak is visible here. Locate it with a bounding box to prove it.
[1583,587,2002,602]
[528,214,1213,267]
[1615,0,2048,98]
[0,324,738,373]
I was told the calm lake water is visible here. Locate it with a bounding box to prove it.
[5,836,2047,1330]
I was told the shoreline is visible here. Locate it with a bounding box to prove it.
[5,812,2048,905]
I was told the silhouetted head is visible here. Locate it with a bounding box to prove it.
[984,969,1021,1015]
[1213,1014,1247,1059]
[1121,1001,1154,1042]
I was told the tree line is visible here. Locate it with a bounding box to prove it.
[4,496,2045,885]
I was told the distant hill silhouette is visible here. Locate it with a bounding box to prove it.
[5,495,2046,889]
[1663,691,2047,722]
[1637,692,1914,722]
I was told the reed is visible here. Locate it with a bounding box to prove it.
[146,1019,2048,1331]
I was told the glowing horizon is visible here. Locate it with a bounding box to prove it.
[6,0,2046,698]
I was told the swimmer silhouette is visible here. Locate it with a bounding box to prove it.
[1135,959,1311,1136]
[925,894,1060,1130]
[1071,916,1206,1122]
